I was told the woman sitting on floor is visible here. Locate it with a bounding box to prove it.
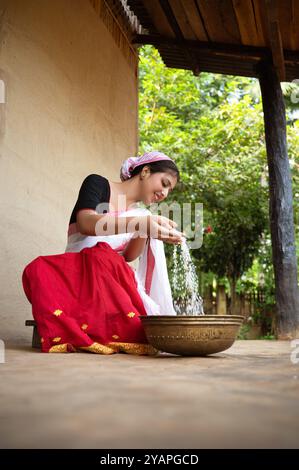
[22,151,183,355]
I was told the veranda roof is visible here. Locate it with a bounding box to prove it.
[126,0,299,81]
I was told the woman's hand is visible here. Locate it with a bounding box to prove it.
[131,215,185,245]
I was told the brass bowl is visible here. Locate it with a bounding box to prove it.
[140,315,244,356]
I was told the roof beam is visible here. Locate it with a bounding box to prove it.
[132,33,299,64]
[158,0,200,75]
[132,33,268,58]
[265,0,286,81]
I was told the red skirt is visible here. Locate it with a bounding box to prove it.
[22,242,157,355]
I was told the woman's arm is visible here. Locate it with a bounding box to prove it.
[122,236,148,262]
[77,210,184,243]
[76,210,140,236]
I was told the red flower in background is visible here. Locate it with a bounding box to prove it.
[204,225,213,234]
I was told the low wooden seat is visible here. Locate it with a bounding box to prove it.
[25,320,41,349]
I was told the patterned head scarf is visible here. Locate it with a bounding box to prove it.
[120,151,174,181]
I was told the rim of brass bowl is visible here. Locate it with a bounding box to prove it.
[139,315,244,356]
[140,315,244,322]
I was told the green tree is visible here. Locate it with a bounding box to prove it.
[138,45,299,313]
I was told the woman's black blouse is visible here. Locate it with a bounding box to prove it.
[69,174,111,225]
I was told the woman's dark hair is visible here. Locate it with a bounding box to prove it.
[130,160,180,182]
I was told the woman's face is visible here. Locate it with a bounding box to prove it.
[140,168,178,205]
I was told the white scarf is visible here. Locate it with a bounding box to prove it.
[65,207,176,316]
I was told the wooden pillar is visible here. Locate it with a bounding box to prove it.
[203,284,215,315]
[216,284,227,315]
[258,61,299,338]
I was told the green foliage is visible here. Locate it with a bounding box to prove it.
[138,45,299,306]
[258,333,276,340]
[237,324,251,340]
[282,82,299,117]
[237,324,276,340]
